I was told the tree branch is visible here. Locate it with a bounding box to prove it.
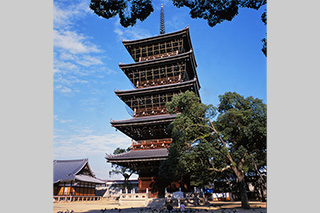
[250,154,266,184]
[206,118,237,169]
[207,119,227,146]
[238,152,247,171]
[208,165,231,172]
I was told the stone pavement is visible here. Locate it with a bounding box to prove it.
[53,199,266,213]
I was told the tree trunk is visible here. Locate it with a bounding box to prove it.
[238,177,251,209]
[258,178,266,202]
[124,177,129,191]
[252,160,266,202]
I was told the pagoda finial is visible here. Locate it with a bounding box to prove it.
[160,4,165,34]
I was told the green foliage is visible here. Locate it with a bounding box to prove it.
[261,9,267,56]
[90,0,154,27]
[159,91,266,188]
[261,10,267,25]
[261,37,267,56]
[216,92,266,152]
[109,147,135,184]
[172,0,266,27]
[166,91,216,143]
[113,147,126,154]
[89,1,266,56]
[90,0,266,28]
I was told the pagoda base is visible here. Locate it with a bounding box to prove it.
[138,175,166,198]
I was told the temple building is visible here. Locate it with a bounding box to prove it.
[106,6,201,198]
[53,159,105,198]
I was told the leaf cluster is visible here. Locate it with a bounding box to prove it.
[215,92,266,152]
[89,0,267,56]
[172,0,266,27]
[90,0,266,28]
[166,90,216,144]
[90,0,154,27]
[159,91,266,187]
[109,147,135,180]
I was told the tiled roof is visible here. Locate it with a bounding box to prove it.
[110,113,177,126]
[106,148,168,162]
[53,159,104,184]
[74,174,105,184]
[118,50,194,68]
[122,27,190,45]
[114,78,199,96]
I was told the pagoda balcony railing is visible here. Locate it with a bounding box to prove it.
[139,50,179,62]
[129,36,185,62]
[135,106,167,117]
[131,138,172,150]
[135,75,184,89]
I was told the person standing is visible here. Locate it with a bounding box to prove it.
[180,201,186,212]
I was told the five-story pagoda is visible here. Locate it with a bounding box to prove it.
[106,5,201,198]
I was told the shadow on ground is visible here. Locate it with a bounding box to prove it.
[54,200,266,213]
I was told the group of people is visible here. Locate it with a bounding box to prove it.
[166,200,186,212]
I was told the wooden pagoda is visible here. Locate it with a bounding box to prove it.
[106,26,201,197]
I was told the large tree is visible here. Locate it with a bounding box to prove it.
[159,91,266,209]
[89,0,267,56]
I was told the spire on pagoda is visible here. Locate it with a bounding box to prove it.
[160,4,165,34]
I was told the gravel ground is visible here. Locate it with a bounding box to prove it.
[53,199,266,213]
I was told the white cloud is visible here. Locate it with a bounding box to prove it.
[59,52,76,61]
[54,132,135,180]
[166,13,188,31]
[53,133,131,159]
[53,1,97,54]
[54,60,78,74]
[55,85,72,93]
[54,0,91,29]
[76,55,103,67]
[55,115,73,123]
[53,1,109,95]
[54,29,100,54]
[113,18,152,41]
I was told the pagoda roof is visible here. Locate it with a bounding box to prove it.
[53,159,104,184]
[110,114,177,140]
[111,113,177,127]
[119,50,197,69]
[114,78,200,97]
[106,148,168,163]
[122,26,193,50]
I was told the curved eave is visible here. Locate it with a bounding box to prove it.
[115,78,200,97]
[53,178,74,184]
[107,157,167,163]
[72,159,96,179]
[122,26,192,50]
[106,148,168,162]
[74,159,90,176]
[53,158,96,183]
[54,175,105,184]
[74,175,105,184]
[119,50,196,69]
[110,113,177,127]
[118,50,200,90]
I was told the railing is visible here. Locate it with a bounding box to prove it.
[135,75,183,89]
[131,138,172,150]
[135,106,168,117]
[139,50,179,62]
[53,195,102,202]
[119,193,149,207]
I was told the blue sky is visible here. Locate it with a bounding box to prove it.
[53,0,266,180]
